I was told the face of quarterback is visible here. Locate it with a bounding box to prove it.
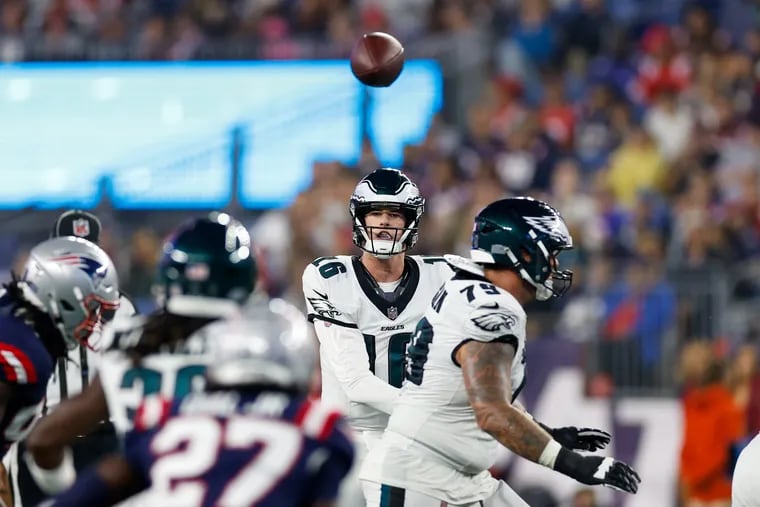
[363,209,407,243]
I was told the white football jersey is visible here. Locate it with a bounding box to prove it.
[303,255,453,432]
[385,255,527,475]
[733,432,760,507]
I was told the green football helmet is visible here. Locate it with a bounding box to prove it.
[156,212,257,315]
[349,168,425,259]
[471,197,573,300]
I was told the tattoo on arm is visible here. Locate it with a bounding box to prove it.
[457,340,552,463]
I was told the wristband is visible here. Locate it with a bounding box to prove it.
[538,439,562,469]
[23,446,76,494]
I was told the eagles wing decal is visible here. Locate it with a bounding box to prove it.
[470,305,518,332]
[307,291,343,319]
[524,216,571,244]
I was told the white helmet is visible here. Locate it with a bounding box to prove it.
[20,237,120,349]
[349,168,425,259]
[195,298,316,392]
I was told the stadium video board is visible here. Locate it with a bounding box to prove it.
[0,61,442,209]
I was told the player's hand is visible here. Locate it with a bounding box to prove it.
[555,448,641,494]
[541,424,611,452]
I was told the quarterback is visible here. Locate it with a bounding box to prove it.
[361,197,641,506]
[302,168,453,503]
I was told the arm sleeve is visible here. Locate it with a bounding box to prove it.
[313,319,399,414]
[302,264,399,413]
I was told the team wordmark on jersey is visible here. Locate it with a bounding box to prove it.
[307,291,343,319]
[470,304,518,332]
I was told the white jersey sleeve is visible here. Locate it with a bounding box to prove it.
[462,298,526,348]
[302,261,399,416]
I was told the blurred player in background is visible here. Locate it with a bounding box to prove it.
[302,168,453,505]
[5,209,138,507]
[47,302,354,507]
[361,197,640,506]
[23,212,257,504]
[0,236,120,507]
[47,209,137,402]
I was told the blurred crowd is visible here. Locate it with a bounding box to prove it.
[4,0,759,387]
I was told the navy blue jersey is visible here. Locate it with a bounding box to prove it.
[0,301,54,457]
[124,390,355,506]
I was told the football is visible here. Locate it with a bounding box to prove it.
[350,32,405,87]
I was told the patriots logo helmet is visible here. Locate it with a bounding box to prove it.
[21,236,120,350]
[470,197,573,301]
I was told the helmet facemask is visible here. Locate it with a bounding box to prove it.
[516,231,573,301]
[351,201,422,259]
[71,292,120,347]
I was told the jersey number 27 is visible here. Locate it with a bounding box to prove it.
[150,416,302,506]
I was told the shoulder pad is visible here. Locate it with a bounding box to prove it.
[302,259,356,329]
[303,256,351,283]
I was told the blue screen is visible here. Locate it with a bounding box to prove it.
[0,61,442,209]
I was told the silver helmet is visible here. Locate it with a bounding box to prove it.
[197,298,316,392]
[20,237,120,349]
[349,168,425,259]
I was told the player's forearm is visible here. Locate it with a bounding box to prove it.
[344,375,399,413]
[27,376,109,468]
[475,402,552,462]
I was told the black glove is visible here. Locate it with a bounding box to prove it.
[554,447,641,494]
[539,422,611,452]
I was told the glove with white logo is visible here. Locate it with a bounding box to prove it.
[554,448,641,494]
[538,422,611,452]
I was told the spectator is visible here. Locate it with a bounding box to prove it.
[605,126,666,209]
[678,341,744,507]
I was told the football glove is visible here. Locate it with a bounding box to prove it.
[554,448,641,494]
[539,422,611,452]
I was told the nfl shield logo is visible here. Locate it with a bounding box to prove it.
[72,219,90,238]
[387,306,398,320]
